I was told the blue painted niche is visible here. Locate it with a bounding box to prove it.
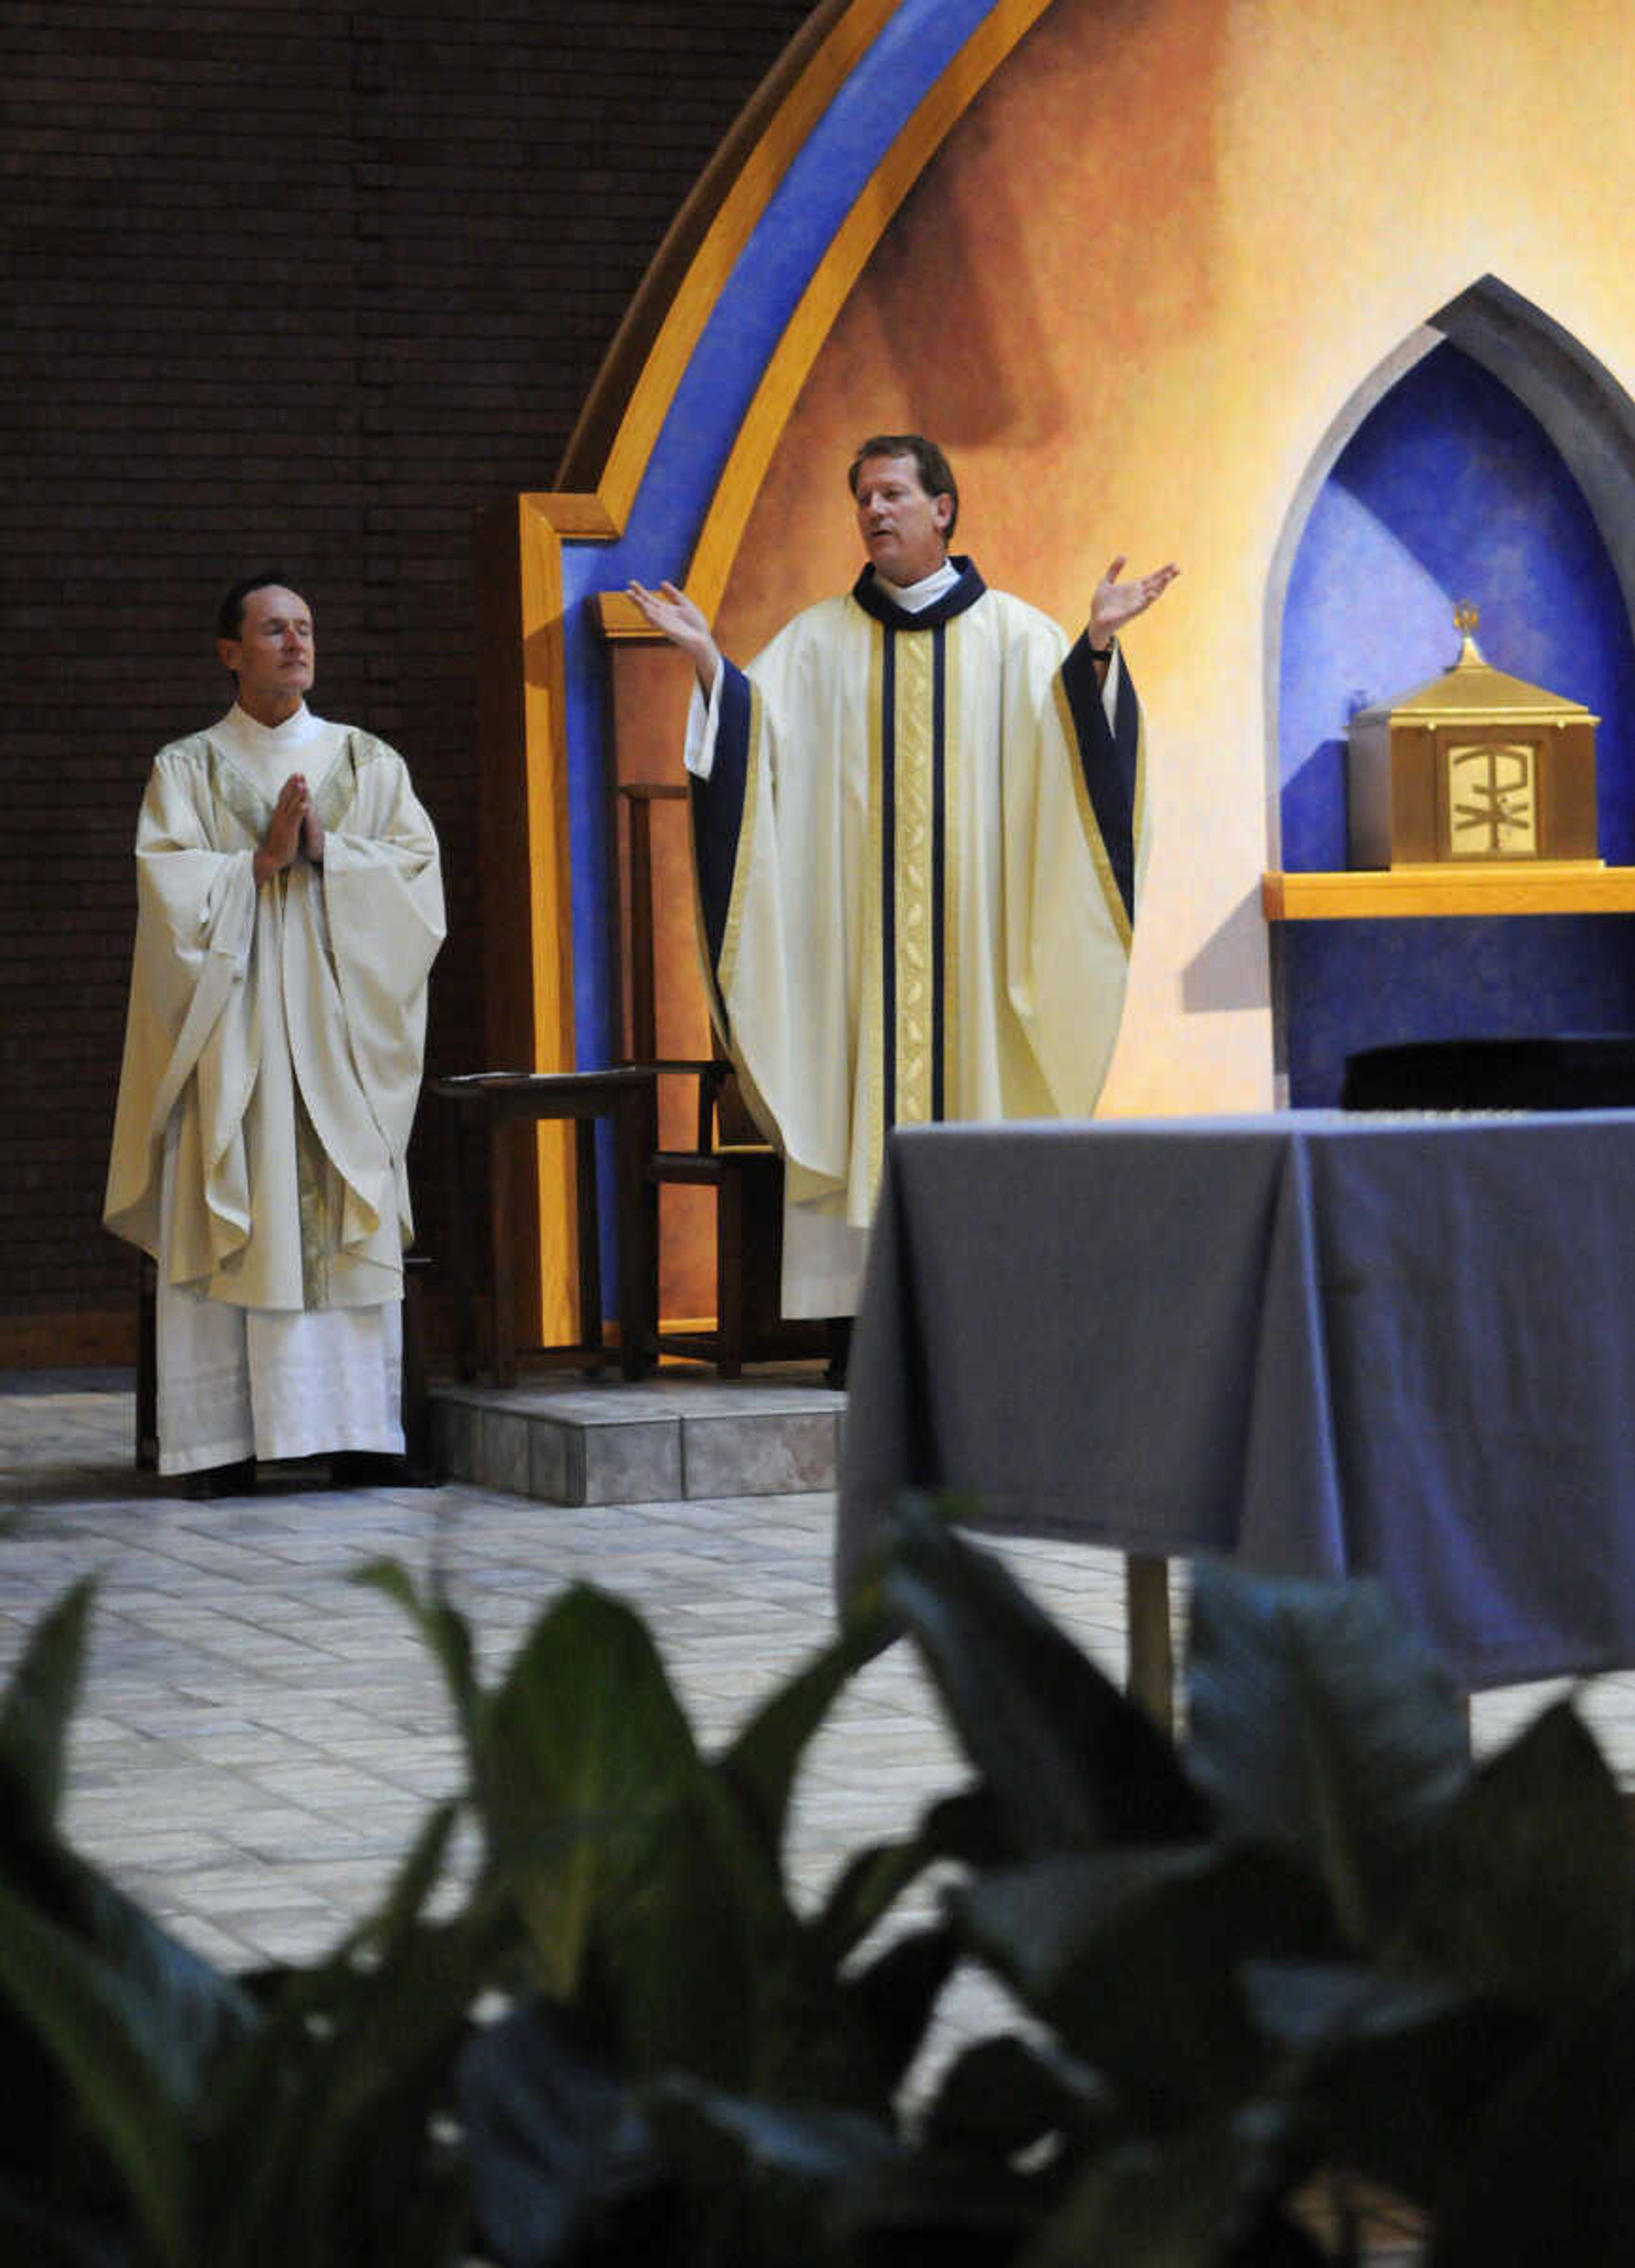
[1278,341,1635,1104]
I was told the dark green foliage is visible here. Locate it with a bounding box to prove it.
[1185,1563,1471,1944]
[2,1500,1635,2262]
[457,1998,665,2268]
[880,1496,1210,1852]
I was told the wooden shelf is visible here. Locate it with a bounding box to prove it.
[1262,865,1635,920]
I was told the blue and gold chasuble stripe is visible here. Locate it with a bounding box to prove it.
[854,559,986,1186]
[873,614,950,1138]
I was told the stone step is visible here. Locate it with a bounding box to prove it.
[432,1365,843,1505]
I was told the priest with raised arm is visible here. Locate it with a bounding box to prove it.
[629,435,1175,1365]
[105,575,445,1492]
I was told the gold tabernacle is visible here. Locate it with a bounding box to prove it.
[1347,605,1601,869]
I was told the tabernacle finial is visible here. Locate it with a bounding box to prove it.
[1452,600,1484,665]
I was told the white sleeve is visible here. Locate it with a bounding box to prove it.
[683,658,726,780]
[1102,645,1122,730]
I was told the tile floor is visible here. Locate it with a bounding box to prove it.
[0,1370,1125,1974]
[7,1369,1635,1959]
[4,1367,1635,2262]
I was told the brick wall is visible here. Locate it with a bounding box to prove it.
[1,0,820,1357]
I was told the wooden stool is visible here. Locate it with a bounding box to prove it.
[430,1068,658,1385]
[136,1253,158,1472]
[620,784,826,1374]
[400,1253,434,1477]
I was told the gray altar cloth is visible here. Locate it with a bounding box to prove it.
[835,1111,1635,1690]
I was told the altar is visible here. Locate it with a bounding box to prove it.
[836,1111,1635,1697]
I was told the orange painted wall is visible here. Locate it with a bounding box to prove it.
[679,0,1635,1115]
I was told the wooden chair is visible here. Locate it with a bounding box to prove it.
[621,783,826,1375]
[430,1066,657,1385]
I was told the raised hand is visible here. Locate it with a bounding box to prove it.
[1089,556,1180,648]
[627,579,722,690]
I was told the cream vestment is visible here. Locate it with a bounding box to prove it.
[686,557,1146,1317]
[105,703,445,1471]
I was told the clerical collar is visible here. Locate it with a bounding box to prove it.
[851,555,987,630]
[875,557,961,611]
[218,700,327,749]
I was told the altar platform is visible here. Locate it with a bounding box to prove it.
[431,1362,845,1505]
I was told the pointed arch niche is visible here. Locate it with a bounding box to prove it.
[1267,278,1635,1105]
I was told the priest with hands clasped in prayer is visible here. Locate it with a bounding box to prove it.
[105,575,445,1491]
[629,433,1176,1343]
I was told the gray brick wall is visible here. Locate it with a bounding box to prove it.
[1,0,820,1340]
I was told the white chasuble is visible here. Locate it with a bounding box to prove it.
[105,706,445,1469]
[688,559,1147,1318]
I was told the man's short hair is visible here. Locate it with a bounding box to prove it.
[216,571,299,643]
[847,435,959,542]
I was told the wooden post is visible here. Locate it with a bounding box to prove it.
[1125,1554,1175,1736]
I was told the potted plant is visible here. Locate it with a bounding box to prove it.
[0,1501,1629,2263]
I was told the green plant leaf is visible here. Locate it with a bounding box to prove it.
[812,1786,997,1966]
[840,1921,960,2099]
[820,2148,1053,2266]
[475,1589,845,2100]
[924,2032,1110,2162]
[1431,1970,1635,2266]
[0,2182,136,2268]
[0,1578,94,1832]
[71,1869,258,2105]
[957,1843,1334,2128]
[479,1584,704,1998]
[644,2075,900,2265]
[0,1802,257,2111]
[1015,2105,1318,2268]
[813,1834,942,1967]
[1186,1561,1469,1945]
[590,1778,768,2089]
[186,1802,507,2266]
[473,1582,889,2100]
[881,1499,1208,1852]
[1242,1958,1535,2211]
[352,1559,479,1750]
[348,1798,465,1966]
[1400,1697,1632,2017]
[918,1784,1016,1867]
[457,1994,662,2268]
[0,1870,196,2266]
[196,1908,491,2268]
[596,1765,933,2112]
[718,1595,886,1880]
[1244,1956,1469,2052]
[0,1786,257,2260]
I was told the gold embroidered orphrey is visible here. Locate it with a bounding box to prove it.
[1346,605,1601,869]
